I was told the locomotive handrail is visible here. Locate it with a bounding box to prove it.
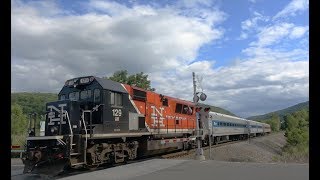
[65,111,73,136]
[81,111,88,165]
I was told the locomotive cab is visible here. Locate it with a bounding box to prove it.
[22,76,133,175]
[54,76,132,135]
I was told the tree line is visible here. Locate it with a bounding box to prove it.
[257,108,309,159]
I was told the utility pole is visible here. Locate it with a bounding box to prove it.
[193,72,205,160]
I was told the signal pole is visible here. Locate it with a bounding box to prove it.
[193,72,205,160]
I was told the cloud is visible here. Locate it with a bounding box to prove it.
[12,0,225,92]
[238,11,269,40]
[273,0,309,19]
[252,23,294,47]
[241,11,268,31]
[150,57,308,117]
[248,23,308,47]
[289,26,309,39]
[11,0,309,117]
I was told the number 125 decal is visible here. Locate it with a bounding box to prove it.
[112,109,122,117]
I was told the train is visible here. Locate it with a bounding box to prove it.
[22,75,270,175]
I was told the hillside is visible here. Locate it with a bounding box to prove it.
[11,92,58,117]
[198,103,237,116]
[247,101,309,121]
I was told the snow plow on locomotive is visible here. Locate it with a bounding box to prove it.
[22,76,199,175]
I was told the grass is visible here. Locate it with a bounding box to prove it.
[11,134,27,158]
[272,143,309,163]
[11,134,27,148]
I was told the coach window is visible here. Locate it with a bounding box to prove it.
[110,91,122,106]
[94,89,100,103]
[69,92,79,101]
[213,122,218,126]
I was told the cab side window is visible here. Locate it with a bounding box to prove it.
[94,89,101,103]
[110,91,122,106]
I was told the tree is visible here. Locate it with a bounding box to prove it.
[265,113,280,132]
[283,109,309,151]
[106,70,155,91]
[108,70,129,84]
[11,92,58,131]
[11,104,28,135]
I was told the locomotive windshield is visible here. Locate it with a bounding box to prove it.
[59,89,100,102]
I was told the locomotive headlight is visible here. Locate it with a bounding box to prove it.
[80,77,90,84]
[68,80,75,86]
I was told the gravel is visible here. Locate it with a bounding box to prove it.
[176,132,292,163]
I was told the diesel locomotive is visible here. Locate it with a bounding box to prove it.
[22,76,200,174]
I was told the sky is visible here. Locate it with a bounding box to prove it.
[11,0,309,118]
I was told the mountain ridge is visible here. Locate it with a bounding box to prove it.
[247,101,309,121]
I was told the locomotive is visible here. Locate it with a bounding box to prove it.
[22,75,270,175]
[22,76,200,174]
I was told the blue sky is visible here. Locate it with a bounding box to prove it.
[11,0,309,117]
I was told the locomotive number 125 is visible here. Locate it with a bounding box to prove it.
[112,109,122,117]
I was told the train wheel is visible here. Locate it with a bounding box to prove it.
[86,164,99,171]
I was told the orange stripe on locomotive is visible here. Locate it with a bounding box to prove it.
[122,84,196,131]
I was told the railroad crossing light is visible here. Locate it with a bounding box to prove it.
[204,107,210,112]
[193,95,200,102]
[199,93,207,101]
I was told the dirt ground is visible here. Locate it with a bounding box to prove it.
[176,132,306,163]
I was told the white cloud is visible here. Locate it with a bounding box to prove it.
[240,11,267,31]
[248,23,308,47]
[11,0,309,117]
[239,11,269,40]
[151,57,308,117]
[12,0,225,93]
[289,26,309,39]
[242,47,308,61]
[238,32,248,40]
[252,23,294,47]
[274,0,309,19]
